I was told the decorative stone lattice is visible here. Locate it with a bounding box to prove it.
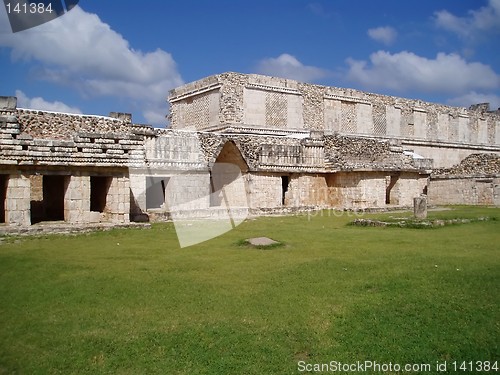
[298,83,324,130]
[341,102,356,133]
[372,104,386,136]
[265,91,287,128]
[182,93,211,130]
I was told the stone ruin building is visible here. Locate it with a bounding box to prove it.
[0,72,499,228]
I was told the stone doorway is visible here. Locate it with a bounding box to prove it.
[386,175,399,205]
[30,175,68,224]
[210,141,249,208]
[146,177,169,209]
[281,175,289,206]
[90,176,112,213]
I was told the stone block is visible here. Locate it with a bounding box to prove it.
[88,211,101,223]
[0,96,17,110]
[413,196,427,219]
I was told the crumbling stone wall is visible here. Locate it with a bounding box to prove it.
[429,153,500,206]
[432,153,500,176]
[324,134,415,171]
[17,109,154,140]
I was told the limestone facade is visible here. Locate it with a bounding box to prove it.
[1,72,499,228]
[170,72,500,167]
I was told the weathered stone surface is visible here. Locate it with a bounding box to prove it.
[433,153,500,176]
[1,72,499,231]
[246,237,280,246]
[414,197,428,219]
[0,96,16,110]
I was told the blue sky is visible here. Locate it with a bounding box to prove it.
[1,0,499,127]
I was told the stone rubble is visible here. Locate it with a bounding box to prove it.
[433,153,500,176]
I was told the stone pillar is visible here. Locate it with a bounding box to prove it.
[5,174,31,226]
[106,176,130,223]
[413,196,427,219]
[64,175,90,223]
[129,173,147,215]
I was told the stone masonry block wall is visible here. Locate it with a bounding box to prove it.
[328,172,387,209]
[64,175,90,223]
[429,153,500,206]
[4,174,30,226]
[429,177,500,206]
[104,176,130,223]
[247,173,282,208]
[164,173,210,211]
[168,73,500,151]
[1,109,148,170]
[286,174,330,207]
[390,173,428,206]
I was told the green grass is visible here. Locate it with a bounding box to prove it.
[0,206,499,374]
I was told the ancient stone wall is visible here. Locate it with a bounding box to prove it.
[432,153,500,176]
[168,73,500,154]
[4,173,30,226]
[428,153,500,206]
[1,107,147,169]
[429,176,500,206]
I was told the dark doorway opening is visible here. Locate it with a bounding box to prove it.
[90,176,112,213]
[281,175,289,206]
[146,177,169,209]
[30,175,67,223]
[385,175,399,205]
[0,175,7,223]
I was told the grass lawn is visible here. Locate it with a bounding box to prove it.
[0,206,499,374]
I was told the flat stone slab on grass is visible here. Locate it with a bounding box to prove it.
[246,237,280,246]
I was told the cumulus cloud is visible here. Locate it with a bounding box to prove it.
[256,53,328,83]
[367,26,397,45]
[0,6,183,126]
[434,0,500,38]
[346,50,500,95]
[447,91,500,111]
[15,90,82,113]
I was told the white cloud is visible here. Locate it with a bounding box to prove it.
[434,0,500,38]
[15,90,82,113]
[367,26,397,45]
[346,51,500,95]
[256,53,328,83]
[0,6,183,126]
[447,91,500,111]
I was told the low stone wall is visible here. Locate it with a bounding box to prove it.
[429,176,500,206]
[429,153,500,206]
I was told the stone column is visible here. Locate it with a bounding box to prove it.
[5,174,31,226]
[413,196,427,219]
[64,175,90,223]
[106,176,130,223]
